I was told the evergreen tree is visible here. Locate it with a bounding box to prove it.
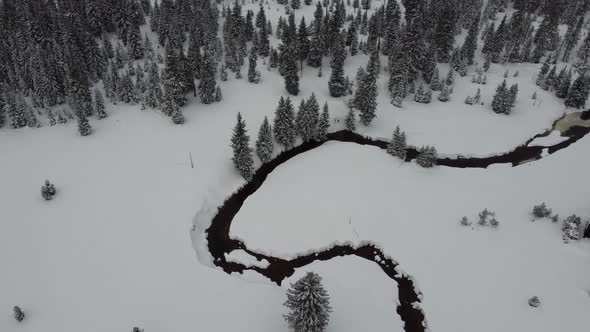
[94,89,107,119]
[461,16,480,65]
[199,46,218,104]
[329,35,347,97]
[556,70,572,99]
[248,47,261,84]
[283,49,300,95]
[387,125,407,160]
[316,103,330,140]
[284,272,332,332]
[416,146,437,168]
[565,75,588,109]
[256,116,274,163]
[77,111,93,136]
[491,80,511,114]
[231,112,254,180]
[433,4,456,62]
[354,51,379,126]
[171,105,185,125]
[345,101,356,131]
[508,83,519,108]
[273,97,297,148]
[437,84,451,102]
[536,60,550,86]
[299,94,320,141]
[308,34,323,67]
[143,61,163,109]
[118,73,138,104]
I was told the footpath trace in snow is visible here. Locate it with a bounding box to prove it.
[201,121,590,332]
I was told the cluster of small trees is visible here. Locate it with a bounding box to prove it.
[530,202,589,242]
[461,209,499,227]
[231,95,331,179]
[491,80,518,115]
[536,60,589,109]
[387,126,407,161]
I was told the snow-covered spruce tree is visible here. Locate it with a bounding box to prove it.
[416,146,437,168]
[491,80,509,114]
[13,306,24,322]
[284,272,332,332]
[461,15,480,65]
[273,97,297,149]
[41,180,57,201]
[94,89,107,119]
[437,84,451,102]
[76,111,93,136]
[283,46,300,95]
[132,327,144,332]
[354,50,379,126]
[231,113,254,180]
[387,126,407,160]
[5,93,27,129]
[508,84,519,108]
[564,75,588,109]
[215,87,223,102]
[316,103,330,140]
[171,105,185,125]
[144,61,163,109]
[345,102,356,132]
[329,35,347,97]
[556,70,572,99]
[299,94,320,141]
[414,85,425,103]
[256,116,274,164]
[118,73,138,104]
[248,47,261,84]
[562,214,581,243]
[199,46,219,104]
[536,60,550,86]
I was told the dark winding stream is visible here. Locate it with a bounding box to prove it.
[203,123,590,332]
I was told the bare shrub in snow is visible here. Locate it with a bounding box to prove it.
[562,214,581,242]
[551,214,559,223]
[532,202,552,219]
[528,296,541,307]
[13,306,24,322]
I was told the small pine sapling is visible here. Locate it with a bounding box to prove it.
[460,216,471,226]
[41,180,57,200]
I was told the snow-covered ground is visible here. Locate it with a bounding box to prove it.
[230,140,590,332]
[2,1,589,332]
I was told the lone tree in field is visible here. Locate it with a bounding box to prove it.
[231,113,254,180]
[284,272,332,332]
[256,116,274,163]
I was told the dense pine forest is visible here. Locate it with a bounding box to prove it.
[1,0,590,132]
